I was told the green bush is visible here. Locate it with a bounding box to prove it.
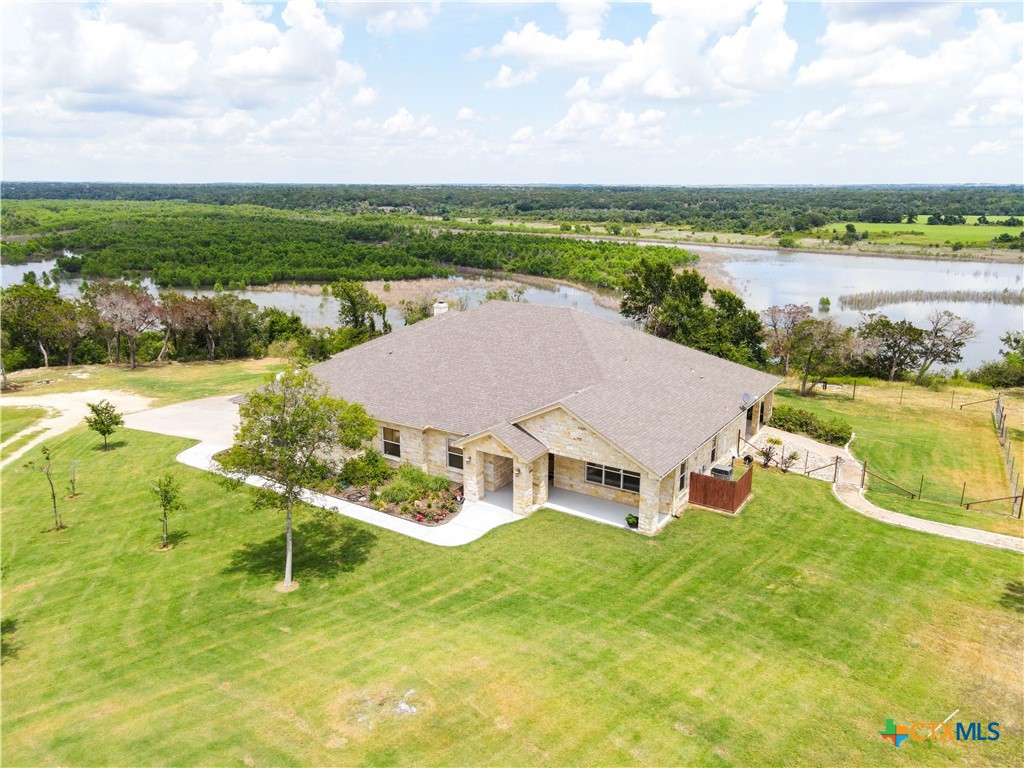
[378,464,451,504]
[339,449,394,490]
[768,405,852,446]
[625,514,639,528]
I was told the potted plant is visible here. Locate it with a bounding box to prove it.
[625,514,639,529]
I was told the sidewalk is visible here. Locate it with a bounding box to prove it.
[176,442,522,547]
[755,428,1023,554]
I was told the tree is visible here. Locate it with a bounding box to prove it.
[0,283,68,369]
[791,317,864,395]
[399,295,435,325]
[331,280,390,337]
[915,310,979,382]
[25,445,63,530]
[85,399,124,450]
[91,281,159,368]
[761,304,812,374]
[218,369,377,589]
[620,256,675,334]
[151,472,186,549]
[482,287,526,303]
[857,313,924,381]
[621,262,765,365]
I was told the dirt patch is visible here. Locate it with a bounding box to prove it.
[326,686,430,739]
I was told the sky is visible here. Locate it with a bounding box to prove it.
[2,1,1022,185]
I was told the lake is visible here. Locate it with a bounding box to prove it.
[2,247,1020,367]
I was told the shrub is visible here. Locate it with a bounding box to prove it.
[339,449,393,490]
[625,514,639,528]
[768,405,852,446]
[378,464,450,504]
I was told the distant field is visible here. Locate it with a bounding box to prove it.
[840,220,1022,247]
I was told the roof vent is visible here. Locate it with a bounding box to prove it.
[433,300,449,316]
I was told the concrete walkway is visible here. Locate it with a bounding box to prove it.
[759,428,1024,554]
[176,442,523,547]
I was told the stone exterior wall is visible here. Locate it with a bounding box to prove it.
[372,421,425,468]
[484,453,514,492]
[518,408,645,474]
[423,429,465,483]
[552,456,642,507]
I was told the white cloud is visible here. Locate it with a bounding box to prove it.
[352,86,379,106]
[708,0,797,91]
[485,65,539,89]
[778,105,847,146]
[487,22,629,71]
[328,2,440,35]
[839,127,905,153]
[967,139,1009,156]
[545,99,666,147]
[557,1,611,33]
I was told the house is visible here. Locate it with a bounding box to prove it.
[309,301,780,534]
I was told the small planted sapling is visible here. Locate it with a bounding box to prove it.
[25,445,63,531]
[85,399,124,450]
[150,472,186,550]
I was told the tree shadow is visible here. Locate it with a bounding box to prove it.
[998,580,1024,613]
[223,510,377,581]
[1,617,20,663]
[93,440,128,452]
[161,530,191,549]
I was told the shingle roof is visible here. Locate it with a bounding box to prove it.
[309,302,780,476]
[460,421,549,463]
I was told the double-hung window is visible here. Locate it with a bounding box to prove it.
[678,460,689,492]
[382,427,401,458]
[586,462,641,493]
[447,438,464,470]
[710,437,718,464]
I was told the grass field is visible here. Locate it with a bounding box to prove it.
[2,359,284,406]
[838,221,1022,247]
[1,426,1021,767]
[774,382,1023,536]
[1,406,51,443]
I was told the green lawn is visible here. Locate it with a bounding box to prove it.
[1,406,50,443]
[2,427,1021,766]
[774,383,1018,527]
[2,359,284,406]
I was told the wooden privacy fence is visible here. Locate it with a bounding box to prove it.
[689,467,753,514]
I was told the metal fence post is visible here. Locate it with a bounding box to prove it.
[918,475,924,501]
[900,387,904,405]
[860,459,867,488]
[960,481,966,507]
[833,457,839,483]
[950,390,955,409]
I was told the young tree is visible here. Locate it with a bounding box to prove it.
[85,399,124,450]
[761,304,813,374]
[399,295,436,325]
[0,283,68,369]
[24,445,63,530]
[915,310,979,382]
[218,369,377,589]
[67,460,79,498]
[151,472,186,549]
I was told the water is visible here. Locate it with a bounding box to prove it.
[0,260,625,332]
[686,245,1022,367]
[3,248,1020,367]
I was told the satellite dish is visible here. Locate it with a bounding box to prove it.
[742,392,751,405]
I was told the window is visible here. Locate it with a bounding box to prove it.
[678,461,689,492]
[586,462,641,493]
[382,427,401,458]
[710,437,718,464]
[447,438,463,470]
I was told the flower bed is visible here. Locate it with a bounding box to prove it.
[326,482,464,526]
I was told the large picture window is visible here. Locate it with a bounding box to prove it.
[586,462,641,493]
[382,427,401,458]
[447,438,464,470]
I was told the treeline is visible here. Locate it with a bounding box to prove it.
[1,200,694,289]
[0,278,383,377]
[3,182,1021,233]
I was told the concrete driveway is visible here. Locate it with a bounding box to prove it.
[123,395,240,445]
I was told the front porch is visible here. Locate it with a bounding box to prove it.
[469,482,651,531]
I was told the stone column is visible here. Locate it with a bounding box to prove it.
[464,448,485,502]
[512,459,534,516]
[531,454,549,508]
[637,470,662,535]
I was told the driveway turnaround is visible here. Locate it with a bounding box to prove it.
[123,395,241,445]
